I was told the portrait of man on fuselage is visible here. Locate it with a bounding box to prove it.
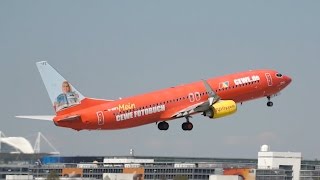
[55,81,80,112]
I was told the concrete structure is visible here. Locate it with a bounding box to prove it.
[5,175,33,180]
[103,173,137,180]
[1,155,320,180]
[104,158,154,164]
[35,178,93,180]
[1,144,320,179]
[258,145,301,180]
[209,175,241,180]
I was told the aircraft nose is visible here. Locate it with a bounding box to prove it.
[285,75,292,84]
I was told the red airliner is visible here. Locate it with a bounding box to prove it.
[17,61,292,131]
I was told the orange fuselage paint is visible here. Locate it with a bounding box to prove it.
[53,69,291,131]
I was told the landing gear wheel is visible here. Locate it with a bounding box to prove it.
[267,96,273,107]
[182,122,193,131]
[158,121,169,130]
[267,101,273,107]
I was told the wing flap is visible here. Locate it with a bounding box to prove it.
[170,101,208,118]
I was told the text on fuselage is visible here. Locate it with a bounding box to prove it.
[107,103,136,112]
[234,75,260,85]
[116,105,166,121]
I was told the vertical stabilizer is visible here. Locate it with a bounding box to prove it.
[36,61,85,112]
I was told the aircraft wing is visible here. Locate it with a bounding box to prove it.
[170,101,209,118]
[165,79,221,119]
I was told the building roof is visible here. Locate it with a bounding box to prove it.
[0,137,34,154]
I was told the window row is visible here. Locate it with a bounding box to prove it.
[83,168,122,173]
[112,80,260,115]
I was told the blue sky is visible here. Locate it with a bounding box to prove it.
[0,1,319,159]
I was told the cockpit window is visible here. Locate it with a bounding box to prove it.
[276,73,283,78]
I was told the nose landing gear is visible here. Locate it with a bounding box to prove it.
[267,96,273,107]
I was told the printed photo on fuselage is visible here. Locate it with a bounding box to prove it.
[54,81,80,112]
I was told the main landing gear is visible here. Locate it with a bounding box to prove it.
[182,116,193,131]
[158,121,169,130]
[267,96,273,107]
[157,116,193,131]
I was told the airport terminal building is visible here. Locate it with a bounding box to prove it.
[0,145,320,180]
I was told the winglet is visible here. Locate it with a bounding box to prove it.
[201,79,220,105]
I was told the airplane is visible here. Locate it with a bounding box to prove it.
[17,61,292,131]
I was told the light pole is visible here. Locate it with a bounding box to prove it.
[154,169,157,180]
[0,131,2,153]
[89,169,93,179]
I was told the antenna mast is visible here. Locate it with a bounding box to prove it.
[0,131,6,153]
[33,132,60,154]
[34,132,41,153]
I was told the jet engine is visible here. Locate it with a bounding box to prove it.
[203,100,237,119]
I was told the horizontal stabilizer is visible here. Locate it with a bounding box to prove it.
[15,115,54,121]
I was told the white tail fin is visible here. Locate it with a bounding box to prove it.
[36,61,85,112]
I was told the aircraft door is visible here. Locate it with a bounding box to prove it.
[96,111,105,126]
[265,73,273,86]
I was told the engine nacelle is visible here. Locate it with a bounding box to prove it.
[203,100,237,119]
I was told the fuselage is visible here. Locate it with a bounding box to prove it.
[53,69,291,131]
